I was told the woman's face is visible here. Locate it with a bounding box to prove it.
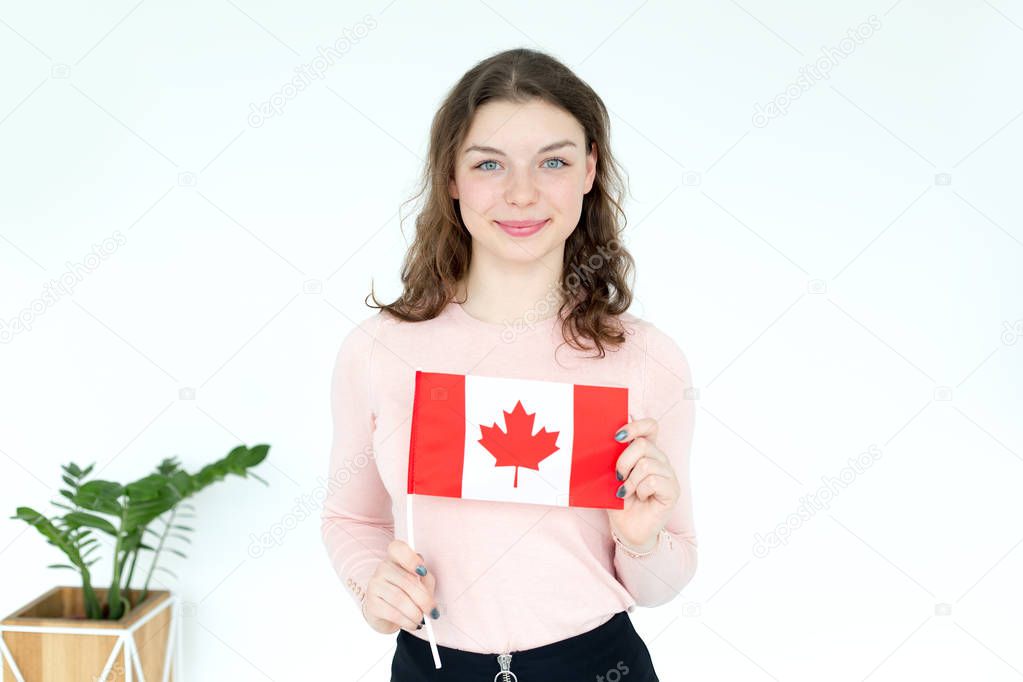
[448,98,597,263]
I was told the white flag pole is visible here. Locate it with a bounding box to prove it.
[406,492,442,668]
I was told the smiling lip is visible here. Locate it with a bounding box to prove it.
[495,219,549,236]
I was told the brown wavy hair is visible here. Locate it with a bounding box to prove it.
[366,47,636,358]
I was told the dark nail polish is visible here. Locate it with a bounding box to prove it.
[416,623,423,630]
[615,469,623,481]
[616,484,626,498]
[420,616,425,625]
[431,607,440,619]
[415,564,427,576]
[614,429,628,442]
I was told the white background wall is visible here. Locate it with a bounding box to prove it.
[1,1,1021,680]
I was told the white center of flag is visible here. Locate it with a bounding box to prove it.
[461,375,575,507]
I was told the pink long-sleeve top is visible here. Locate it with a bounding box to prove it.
[320,298,698,654]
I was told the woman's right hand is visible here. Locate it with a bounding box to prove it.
[362,539,438,635]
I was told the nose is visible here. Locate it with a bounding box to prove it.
[504,166,538,206]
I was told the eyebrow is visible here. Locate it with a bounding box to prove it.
[463,140,578,156]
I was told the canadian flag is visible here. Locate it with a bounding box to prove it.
[407,370,628,510]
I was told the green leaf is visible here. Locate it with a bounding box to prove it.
[124,490,180,533]
[167,548,188,559]
[125,474,168,500]
[191,444,270,492]
[64,512,117,535]
[245,444,270,466]
[47,563,79,571]
[12,507,83,566]
[73,481,124,515]
[167,471,193,498]
[155,457,183,477]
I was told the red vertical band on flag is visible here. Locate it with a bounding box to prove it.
[570,384,628,509]
[408,371,466,497]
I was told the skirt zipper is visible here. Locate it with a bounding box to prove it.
[495,652,517,681]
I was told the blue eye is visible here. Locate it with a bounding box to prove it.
[473,157,568,171]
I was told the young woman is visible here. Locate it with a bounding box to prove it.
[321,48,697,681]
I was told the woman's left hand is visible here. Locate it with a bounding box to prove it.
[607,415,680,553]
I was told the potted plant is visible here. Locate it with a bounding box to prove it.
[1,443,270,681]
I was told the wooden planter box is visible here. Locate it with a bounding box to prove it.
[0,586,180,682]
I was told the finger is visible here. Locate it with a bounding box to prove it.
[364,580,416,631]
[632,473,674,502]
[614,416,658,444]
[422,569,437,597]
[388,539,429,577]
[614,438,669,483]
[618,457,671,498]
[372,586,423,632]
[421,571,439,619]
[383,562,436,621]
[626,472,675,505]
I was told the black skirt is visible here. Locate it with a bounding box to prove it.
[390,610,660,681]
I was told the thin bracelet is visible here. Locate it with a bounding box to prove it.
[612,526,663,558]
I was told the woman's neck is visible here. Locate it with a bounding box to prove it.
[454,275,567,326]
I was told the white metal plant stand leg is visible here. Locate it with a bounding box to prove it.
[0,595,183,682]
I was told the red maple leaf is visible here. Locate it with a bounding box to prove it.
[478,400,560,487]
